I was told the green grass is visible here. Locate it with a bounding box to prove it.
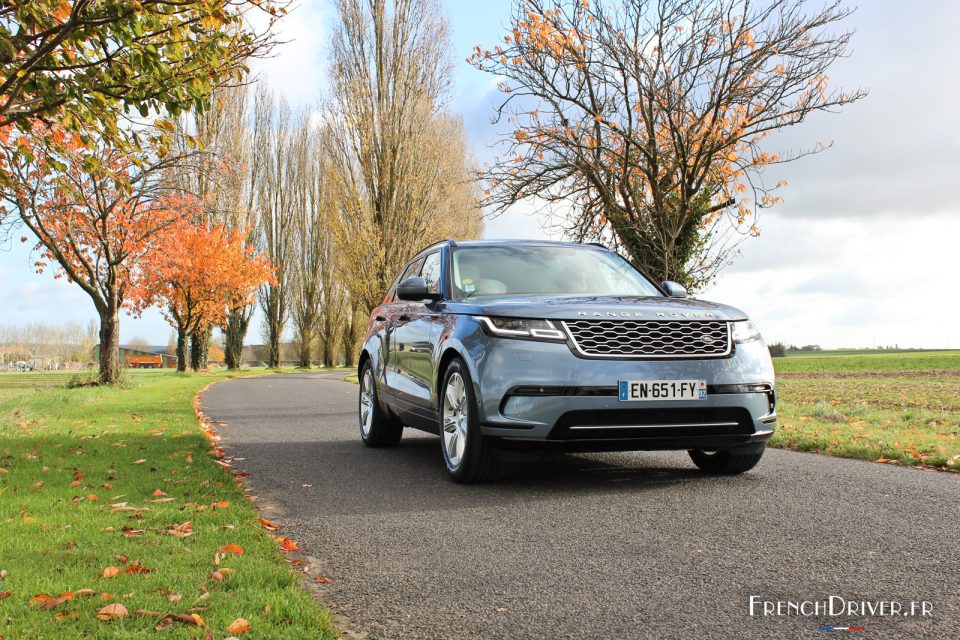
[771,352,960,471]
[773,350,960,373]
[0,370,337,639]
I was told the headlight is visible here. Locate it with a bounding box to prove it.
[478,317,566,341]
[731,320,762,343]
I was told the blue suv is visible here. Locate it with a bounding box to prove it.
[358,240,776,483]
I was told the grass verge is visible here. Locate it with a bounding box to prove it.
[0,370,337,639]
[771,352,960,471]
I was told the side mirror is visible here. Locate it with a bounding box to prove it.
[662,281,688,298]
[397,276,439,301]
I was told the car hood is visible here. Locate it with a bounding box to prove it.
[443,295,748,321]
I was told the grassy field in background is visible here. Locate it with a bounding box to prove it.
[772,350,960,373]
[771,351,960,470]
[0,369,336,639]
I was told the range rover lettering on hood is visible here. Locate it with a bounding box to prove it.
[576,311,718,318]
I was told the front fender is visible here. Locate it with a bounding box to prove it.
[434,316,489,418]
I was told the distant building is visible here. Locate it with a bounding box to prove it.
[93,345,178,369]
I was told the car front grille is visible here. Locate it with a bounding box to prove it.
[561,319,732,359]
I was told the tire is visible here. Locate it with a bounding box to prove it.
[689,447,765,474]
[438,358,500,483]
[358,361,403,447]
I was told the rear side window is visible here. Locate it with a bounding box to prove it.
[420,252,442,295]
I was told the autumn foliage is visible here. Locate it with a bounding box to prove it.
[471,0,865,288]
[130,204,275,372]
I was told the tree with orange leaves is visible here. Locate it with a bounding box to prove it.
[129,213,275,372]
[471,0,866,288]
[0,123,187,383]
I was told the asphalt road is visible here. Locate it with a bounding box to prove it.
[203,372,959,640]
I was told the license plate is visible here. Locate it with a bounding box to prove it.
[618,379,707,401]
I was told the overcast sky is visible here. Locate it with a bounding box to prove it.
[1,0,957,349]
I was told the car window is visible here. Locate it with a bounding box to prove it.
[420,251,441,295]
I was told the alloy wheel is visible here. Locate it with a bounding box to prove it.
[442,372,468,468]
[359,368,374,438]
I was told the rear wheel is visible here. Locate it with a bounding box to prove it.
[689,447,764,474]
[359,361,402,447]
[439,358,500,483]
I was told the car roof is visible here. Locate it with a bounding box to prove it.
[414,239,607,256]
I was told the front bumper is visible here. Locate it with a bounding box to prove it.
[472,335,776,451]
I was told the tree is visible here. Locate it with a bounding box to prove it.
[0,0,283,180]
[0,124,185,383]
[471,0,866,289]
[252,87,295,368]
[327,0,484,321]
[130,210,274,372]
[289,121,338,368]
[167,80,259,370]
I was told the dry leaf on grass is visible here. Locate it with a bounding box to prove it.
[96,603,129,621]
[218,544,244,555]
[227,618,252,635]
[102,566,121,579]
[277,536,299,551]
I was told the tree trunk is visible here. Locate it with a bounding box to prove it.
[176,327,188,373]
[224,309,250,370]
[190,327,211,371]
[297,327,313,368]
[98,311,121,385]
[342,308,359,368]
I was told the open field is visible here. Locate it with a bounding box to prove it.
[772,351,960,470]
[0,369,336,639]
[773,349,960,373]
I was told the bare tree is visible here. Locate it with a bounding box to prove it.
[254,87,295,368]
[327,0,484,322]
[471,0,866,289]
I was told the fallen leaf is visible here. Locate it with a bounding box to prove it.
[227,618,252,635]
[259,517,278,531]
[167,613,204,626]
[218,544,244,555]
[29,594,55,606]
[39,596,69,611]
[115,555,129,564]
[314,576,331,584]
[74,589,97,598]
[278,536,299,551]
[211,501,230,509]
[132,459,146,465]
[152,489,167,497]
[96,603,129,621]
[102,566,121,579]
[124,563,150,575]
[0,592,11,599]
[875,457,890,463]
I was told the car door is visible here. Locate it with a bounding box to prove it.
[382,256,424,400]
[389,250,443,427]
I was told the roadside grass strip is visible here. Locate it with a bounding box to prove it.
[771,353,960,471]
[0,370,336,639]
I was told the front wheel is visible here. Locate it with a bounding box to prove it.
[359,361,402,447]
[689,447,765,474]
[439,358,500,483]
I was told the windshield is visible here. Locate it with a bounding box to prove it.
[450,245,662,300]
